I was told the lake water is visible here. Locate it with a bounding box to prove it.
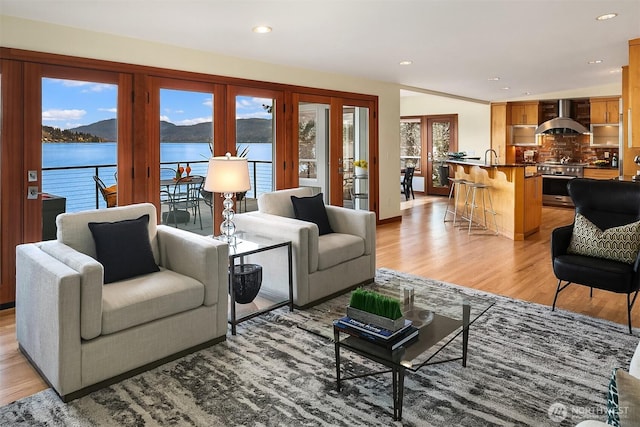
[42,142,274,212]
[43,141,273,167]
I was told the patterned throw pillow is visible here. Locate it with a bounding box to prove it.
[568,213,640,264]
[607,368,621,427]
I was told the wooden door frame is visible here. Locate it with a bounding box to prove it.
[425,114,458,196]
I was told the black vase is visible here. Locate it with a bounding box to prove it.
[230,264,263,304]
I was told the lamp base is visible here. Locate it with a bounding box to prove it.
[215,234,237,247]
[219,192,237,246]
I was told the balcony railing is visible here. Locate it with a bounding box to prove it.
[42,159,272,213]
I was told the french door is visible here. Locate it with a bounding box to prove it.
[29,66,131,239]
[426,115,458,196]
[294,94,375,211]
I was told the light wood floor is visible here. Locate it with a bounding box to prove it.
[0,195,632,406]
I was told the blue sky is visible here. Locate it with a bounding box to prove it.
[42,78,273,130]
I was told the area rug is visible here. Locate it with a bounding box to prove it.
[1,268,637,426]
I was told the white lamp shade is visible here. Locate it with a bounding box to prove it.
[204,155,251,193]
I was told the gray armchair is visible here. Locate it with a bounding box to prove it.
[16,203,229,401]
[234,187,376,308]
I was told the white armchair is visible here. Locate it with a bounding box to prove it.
[16,203,228,401]
[234,187,376,307]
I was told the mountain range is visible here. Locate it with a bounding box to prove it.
[61,118,273,143]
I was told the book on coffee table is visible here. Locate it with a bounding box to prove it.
[333,319,419,351]
[336,316,412,340]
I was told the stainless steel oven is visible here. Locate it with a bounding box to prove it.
[537,163,585,207]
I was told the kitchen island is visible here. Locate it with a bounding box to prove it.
[447,159,542,240]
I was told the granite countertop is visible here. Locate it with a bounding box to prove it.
[446,159,541,177]
[446,159,532,168]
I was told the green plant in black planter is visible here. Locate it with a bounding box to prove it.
[349,288,403,320]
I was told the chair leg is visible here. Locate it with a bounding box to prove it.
[552,280,562,311]
[590,287,593,298]
[628,291,639,334]
[552,280,572,311]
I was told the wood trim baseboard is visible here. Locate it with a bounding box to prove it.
[0,302,15,310]
[377,216,402,225]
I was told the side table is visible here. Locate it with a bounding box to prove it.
[223,232,293,335]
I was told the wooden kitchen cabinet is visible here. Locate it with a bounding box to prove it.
[491,102,509,164]
[510,102,539,125]
[584,168,619,180]
[590,97,620,124]
[523,175,541,237]
[630,38,640,148]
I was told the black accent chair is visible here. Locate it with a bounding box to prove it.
[551,178,640,333]
[401,167,415,200]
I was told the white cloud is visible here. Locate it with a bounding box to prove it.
[50,79,89,87]
[175,117,211,126]
[160,115,171,122]
[236,112,272,119]
[48,79,115,93]
[235,97,272,119]
[203,97,213,108]
[98,108,118,113]
[42,109,86,121]
[82,83,115,93]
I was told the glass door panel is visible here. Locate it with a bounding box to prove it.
[159,88,214,234]
[41,77,118,220]
[298,102,329,200]
[235,95,275,208]
[400,118,422,172]
[342,106,369,210]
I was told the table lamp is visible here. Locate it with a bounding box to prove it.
[204,152,251,244]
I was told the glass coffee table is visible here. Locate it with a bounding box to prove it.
[299,282,494,421]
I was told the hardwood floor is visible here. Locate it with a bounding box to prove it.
[0,195,632,406]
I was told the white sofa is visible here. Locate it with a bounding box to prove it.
[234,187,376,308]
[576,341,640,426]
[16,203,229,401]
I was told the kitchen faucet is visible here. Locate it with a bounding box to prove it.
[485,149,498,165]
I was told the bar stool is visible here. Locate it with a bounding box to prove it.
[465,181,498,235]
[444,177,470,224]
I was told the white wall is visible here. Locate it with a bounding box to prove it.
[400,91,491,158]
[0,15,403,221]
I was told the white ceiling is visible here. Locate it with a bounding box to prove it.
[1,0,639,102]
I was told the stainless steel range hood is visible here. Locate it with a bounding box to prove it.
[534,100,590,135]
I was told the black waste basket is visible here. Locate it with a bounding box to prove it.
[42,193,66,240]
[230,264,263,304]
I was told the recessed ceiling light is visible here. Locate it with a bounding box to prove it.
[596,13,618,21]
[522,92,532,95]
[399,60,413,65]
[610,68,622,74]
[588,60,603,64]
[252,25,272,34]
[488,77,500,81]
[501,87,510,90]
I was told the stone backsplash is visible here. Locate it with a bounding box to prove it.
[514,134,619,164]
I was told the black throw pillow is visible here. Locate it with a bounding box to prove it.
[291,193,334,235]
[88,214,160,284]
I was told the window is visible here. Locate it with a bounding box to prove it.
[41,77,118,212]
[400,118,421,172]
[235,95,275,199]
